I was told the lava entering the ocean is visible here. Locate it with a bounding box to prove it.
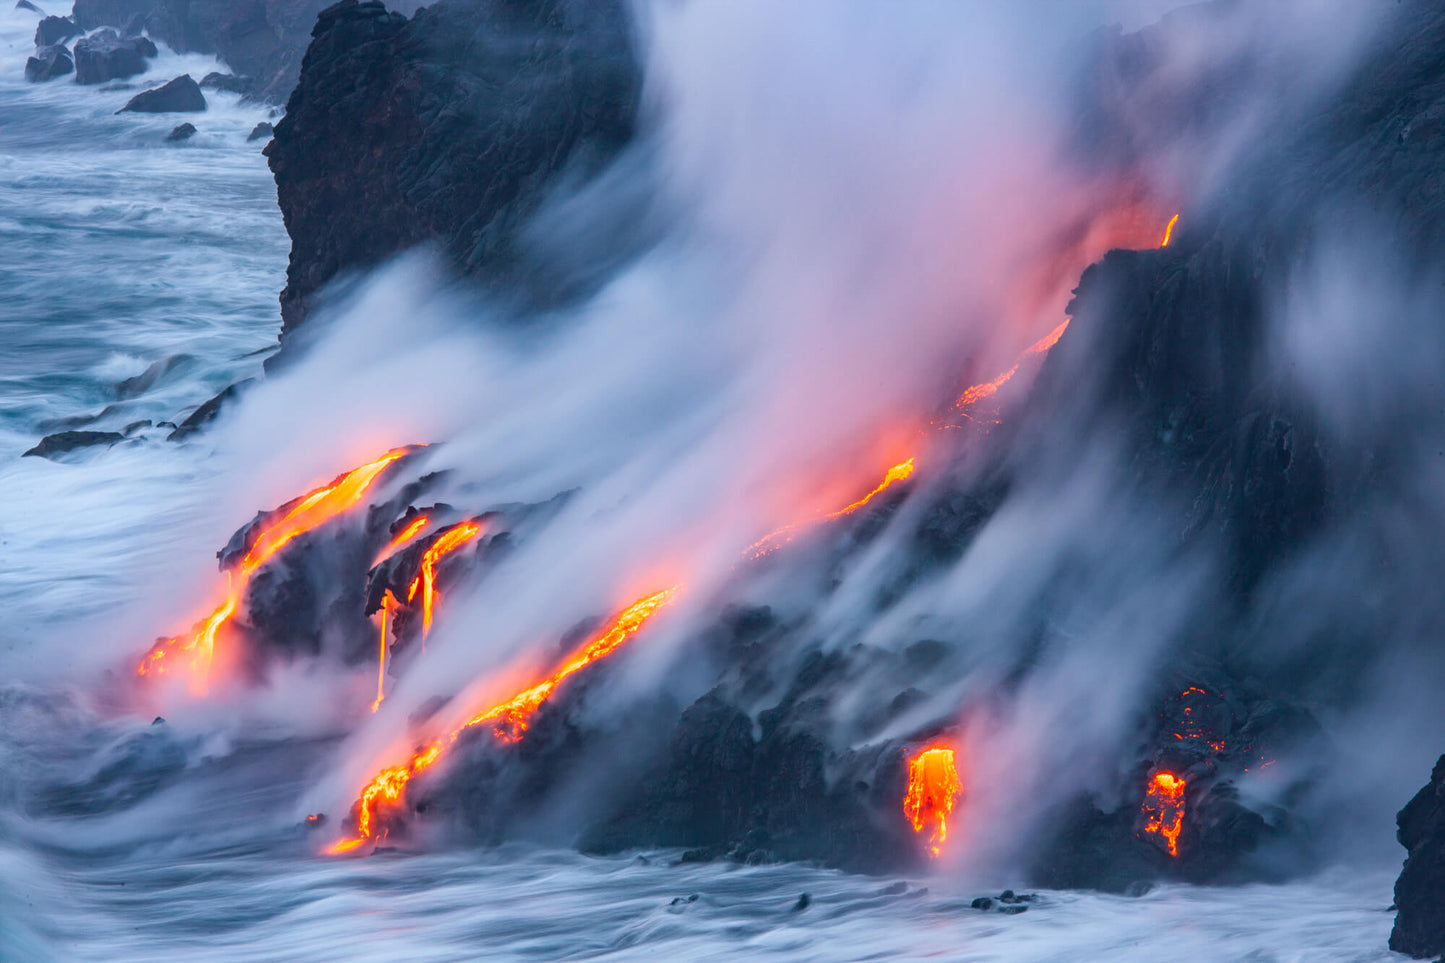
[327,587,678,852]
[904,745,961,858]
[136,448,412,693]
[1141,771,1186,857]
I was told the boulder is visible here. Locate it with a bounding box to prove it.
[167,379,250,440]
[24,43,73,82]
[164,122,196,142]
[198,71,251,95]
[1391,755,1445,958]
[246,121,273,142]
[73,30,156,85]
[117,74,205,113]
[22,430,124,459]
[34,14,77,45]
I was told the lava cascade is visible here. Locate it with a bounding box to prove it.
[904,746,961,858]
[1141,771,1186,857]
[136,448,411,693]
[407,520,484,642]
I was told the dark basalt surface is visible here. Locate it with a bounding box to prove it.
[25,42,73,82]
[23,429,125,459]
[35,13,78,45]
[72,29,155,84]
[1392,755,1445,958]
[117,73,205,112]
[264,0,642,339]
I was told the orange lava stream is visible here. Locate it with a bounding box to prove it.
[408,521,484,643]
[904,745,961,858]
[747,458,916,559]
[1160,213,1179,247]
[328,588,678,852]
[953,319,1073,410]
[136,449,409,693]
[372,591,401,713]
[374,515,429,566]
[1141,771,1186,857]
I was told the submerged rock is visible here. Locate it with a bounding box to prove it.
[199,71,251,94]
[24,43,72,82]
[118,73,205,113]
[246,121,273,142]
[16,1,45,14]
[34,14,77,46]
[1391,755,1445,958]
[114,354,191,397]
[22,429,124,459]
[164,122,196,142]
[73,30,156,85]
[167,378,250,440]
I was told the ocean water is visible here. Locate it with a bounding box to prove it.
[0,7,1411,961]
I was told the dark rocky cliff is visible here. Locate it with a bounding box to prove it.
[1392,755,1445,959]
[264,0,641,339]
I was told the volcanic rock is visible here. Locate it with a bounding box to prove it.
[24,42,73,81]
[246,121,273,142]
[73,30,156,85]
[166,378,250,440]
[117,74,205,113]
[114,354,191,397]
[265,0,642,338]
[164,122,195,142]
[22,430,124,459]
[1391,755,1445,958]
[34,14,77,45]
[16,1,44,13]
[198,71,251,94]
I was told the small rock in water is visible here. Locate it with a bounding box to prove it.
[150,717,165,726]
[791,893,811,912]
[970,897,994,911]
[668,894,700,907]
[1123,880,1154,898]
[23,429,124,459]
[165,123,196,142]
[122,419,151,435]
[115,354,191,397]
[998,905,1028,915]
[167,379,250,440]
[34,14,77,46]
[247,121,274,142]
[199,72,253,95]
[119,74,206,114]
[24,43,72,82]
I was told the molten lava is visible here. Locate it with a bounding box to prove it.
[1160,213,1179,247]
[137,448,411,692]
[407,520,484,643]
[374,515,429,566]
[748,458,916,559]
[954,320,1072,410]
[903,745,961,858]
[1141,771,1186,857]
[372,590,401,713]
[328,587,678,852]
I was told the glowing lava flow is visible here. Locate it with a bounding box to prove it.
[372,591,401,713]
[903,745,961,858]
[136,449,410,692]
[374,515,429,566]
[408,521,484,642]
[1141,771,1186,857]
[1160,213,1179,247]
[328,587,677,853]
[748,458,916,559]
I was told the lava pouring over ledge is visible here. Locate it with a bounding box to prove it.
[408,520,484,643]
[904,746,961,858]
[136,448,412,693]
[1141,771,1186,857]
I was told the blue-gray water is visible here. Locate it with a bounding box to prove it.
[0,7,1409,961]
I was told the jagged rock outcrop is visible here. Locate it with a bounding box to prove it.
[23,430,125,459]
[35,13,78,45]
[72,29,155,84]
[1392,755,1445,958]
[117,73,205,112]
[25,43,73,81]
[265,0,642,337]
[165,122,195,141]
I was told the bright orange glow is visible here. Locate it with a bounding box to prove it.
[748,458,916,559]
[374,515,429,566]
[328,588,678,852]
[371,591,400,713]
[1141,771,1186,857]
[904,745,961,858]
[136,449,410,692]
[1160,214,1180,247]
[406,521,483,643]
[954,320,1072,411]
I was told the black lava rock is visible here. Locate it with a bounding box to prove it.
[34,14,77,45]
[24,43,73,82]
[198,71,252,94]
[165,122,196,142]
[23,430,124,459]
[167,379,250,440]
[266,0,642,336]
[246,121,273,142]
[118,74,205,113]
[16,1,45,14]
[1391,755,1445,958]
[73,30,155,85]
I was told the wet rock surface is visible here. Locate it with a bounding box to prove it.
[265,0,643,338]
[24,42,73,81]
[117,73,205,112]
[164,121,195,141]
[1392,755,1445,958]
[246,121,273,142]
[22,429,124,459]
[34,13,78,45]
[198,70,252,94]
[72,29,155,84]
